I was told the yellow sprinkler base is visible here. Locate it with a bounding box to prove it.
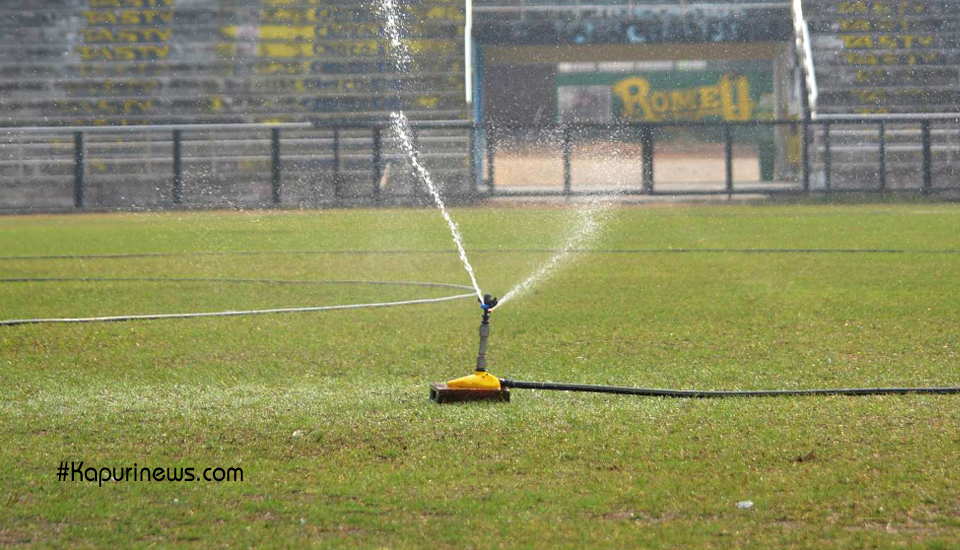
[430,370,510,404]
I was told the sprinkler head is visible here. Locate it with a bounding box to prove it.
[430,293,509,404]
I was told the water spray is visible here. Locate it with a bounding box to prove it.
[374,1,960,404]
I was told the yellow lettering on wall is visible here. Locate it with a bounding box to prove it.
[669,89,698,113]
[426,6,463,21]
[720,75,752,120]
[264,0,319,5]
[841,35,874,48]
[259,43,313,58]
[612,74,753,122]
[698,86,722,114]
[142,28,172,41]
[840,1,925,16]
[83,11,118,25]
[262,8,317,23]
[258,25,314,40]
[255,61,311,75]
[838,1,867,14]
[78,46,110,61]
[854,90,886,102]
[77,44,169,61]
[90,0,175,7]
[81,27,171,43]
[409,40,457,55]
[116,29,139,42]
[81,28,114,42]
[418,96,440,108]
[612,77,653,120]
[648,90,670,115]
[841,19,870,31]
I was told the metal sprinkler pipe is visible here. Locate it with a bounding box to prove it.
[476,293,497,372]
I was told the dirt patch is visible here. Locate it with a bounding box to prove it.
[492,143,761,188]
[596,510,676,523]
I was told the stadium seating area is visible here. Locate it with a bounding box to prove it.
[0,0,471,209]
[0,0,466,126]
[803,0,959,115]
[799,0,960,188]
[1,0,955,208]
[474,0,792,44]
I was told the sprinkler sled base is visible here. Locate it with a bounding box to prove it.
[429,382,510,404]
[430,370,510,404]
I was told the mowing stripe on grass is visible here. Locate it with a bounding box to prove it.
[3,248,960,262]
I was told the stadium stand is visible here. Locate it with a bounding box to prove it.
[0,0,471,209]
[473,0,791,45]
[2,0,952,208]
[797,0,960,188]
[0,0,466,125]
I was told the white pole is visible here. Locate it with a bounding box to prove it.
[464,0,473,104]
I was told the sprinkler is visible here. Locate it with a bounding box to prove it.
[430,294,960,403]
[429,294,511,403]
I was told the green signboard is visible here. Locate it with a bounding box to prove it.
[556,70,774,123]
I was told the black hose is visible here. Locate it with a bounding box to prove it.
[500,379,960,398]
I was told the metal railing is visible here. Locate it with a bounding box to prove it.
[480,118,960,197]
[483,120,791,197]
[0,121,473,210]
[2,116,959,212]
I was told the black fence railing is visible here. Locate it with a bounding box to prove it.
[1,121,471,210]
[483,119,791,198]
[2,116,959,212]
[480,117,960,198]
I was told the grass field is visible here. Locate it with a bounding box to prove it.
[2,203,960,548]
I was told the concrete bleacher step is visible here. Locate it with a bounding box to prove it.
[800,0,953,13]
[807,16,956,34]
[815,65,960,87]
[816,89,960,110]
[816,105,960,114]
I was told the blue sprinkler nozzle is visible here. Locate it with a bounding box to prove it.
[479,293,498,311]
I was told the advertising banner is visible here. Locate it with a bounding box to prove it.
[556,70,774,123]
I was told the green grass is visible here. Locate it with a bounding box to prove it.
[2,204,959,548]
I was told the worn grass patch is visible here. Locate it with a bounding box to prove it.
[2,204,959,548]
